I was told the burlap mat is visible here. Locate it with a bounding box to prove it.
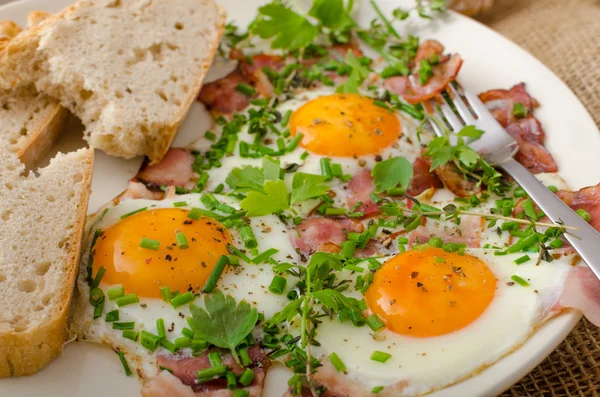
[477,0,600,395]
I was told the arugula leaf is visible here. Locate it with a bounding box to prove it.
[225,166,265,193]
[290,172,330,204]
[336,51,371,94]
[263,156,281,181]
[241,180,289,216]
[252,3,319,50]
[187,290,258,363]
[371,156,413,193]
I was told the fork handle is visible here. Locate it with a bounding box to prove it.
[501,158,600,278]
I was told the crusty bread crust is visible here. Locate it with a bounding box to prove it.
[0,148,94,377]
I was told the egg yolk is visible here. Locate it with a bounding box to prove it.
[92,208,232,298]
[289,93,401,157]
[365,248,496,337]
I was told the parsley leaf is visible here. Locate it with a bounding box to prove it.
[263,156,281,181]
[291,172,330,204]
[188,290,258,363]
[371,156,413,193]
[309,0,355,31]
[225,166,265,193]
[252,3,319,50]
[336,51,371,93]
[241,179,289,216]
[457,125,484,141]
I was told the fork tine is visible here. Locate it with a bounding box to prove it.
[438,96,464,132]
[447,83,477,125]
[454,80,492,119]
[428,112,445,137]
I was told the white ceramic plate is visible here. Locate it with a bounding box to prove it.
[2,0,599,396]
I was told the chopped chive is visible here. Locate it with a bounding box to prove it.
[208,351,223,367]
[89,287,105,306]
[372,386,384,393]
[105,310,119,322]
[331,163,343,178]
[214,183,224,194]
[227,244,252,263]
[549,238,564,249]
[348,211,364,218]
[176,232,189,249]
[548,185,558,193]
[171,291,195,308]
[397,237,409,244]
[513,187,527,198]
[90,266,106,289]
[196,365,227,380]
[175,336,192,348]
[234,390,249,397]
[141,331,161,351]
[205,131,217,141]
[159,339,178,353]
[239,347,253,367]
[120,207,147,220]
[226,370,237,390]
[506,233,539,253]
[122,330,139,341]
[187,207,203,220]
[366,314,386,332]
[93,300,104,319]
[341,240,356,259]
[268,276,287,295]
[196,172,209,191]
[513,102,527,118]
[427,237,443,248]
[370,350,391,363]
[300,151,309,160]
[238,368,255,386]
[502,200,514,217]
[113,322,135,330]
[160,286,172,302]
[328,352,346,372]
[386,187,405,196]
[116,351,132,376]
[107,284,124,300]
[157,318,166,338]
[201,193,219,209]
[239,225,258,249]
[281,109,292,126]
[514,255,531,265]
[345,264,364,273]
[236,83,256,97]
[522,199,537,221]
[139,237,160,250]
[228,255,240,266]
[116,293,139,307]
[182,327,195,339]
[577,208,591,222]
[511,275,530,287]
[173,201,188,207]
[405,216,421,232]
[325,207,347,216]
[320,158,333,181]
[252,248,279,264]
[203,255,229,293]
[286,133,304,152]
[192,338,208,352]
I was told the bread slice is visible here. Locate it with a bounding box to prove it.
[0,16,68,169]
[0,0,226,164]
[0,147,94,377]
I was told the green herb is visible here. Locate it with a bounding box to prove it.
[370,350,392,363]
[203,255,230,293]
[514,255,531,265]
[241,180,289,216]
[513,102,527,118]
[188,290,258,363]
[328,352,346,372]
[116,293,139,307]
[171,291,195,308]
[105,310,119,322]
[263,156,281,181]
[366,314,385,331]
[371,156,413,193]
[236,83,256,97]
[226,166,265,193]
[120,207,147,220]
[116,350,132,376]
[336,51,371,94]
[511,275,530,287]
[176,232,189,249]
[139,238,160,251]
[291,173,331,204]
[269,275,287,294]
[252,3,319,50]
[239,368,255,386]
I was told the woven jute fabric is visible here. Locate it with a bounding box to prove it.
[478,1,600,395]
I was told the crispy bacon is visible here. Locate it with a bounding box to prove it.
[137,148,196,187]
[293,217,364,255]
[121,181,164,201]
[407,214,482,248]
[346,168,379,217]
[433,162,481,198]
[147,347,268,396]
[556,266,600,327]
[557,184,600,231]
[479,83,538,127]
[141,371,196,397]
[504,117,557,174]
[384,40,462,104]
[407,156,444,196]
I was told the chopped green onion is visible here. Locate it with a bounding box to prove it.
[320,158,333,181]
[176,232,189,249]
[234,390,249,397]
[502,200,514,217]
[252,248,279,264]
[93,300,104,319]
[300,151,309,160]
[160,286,172,302]
[209,351,223,367]
[107,284,124,300]
[345,264,364,273]
[196,173,209,191]
[205,131,217,141]
[325,207,347,216]
[90,266,106,289]
[514,255,531,265]
[286,133,304,152]
[281,109,292,126]
[239,225,258,249]
[141,331,161,351]
[577,208,591,223]
[201,193,219,209]
[116,293,139,307]
[239,347,253,367]
[116,350,132,376]
[372,386,384,393]
[238,368,255,386]
[386,187,405,196]
[549,238,564,249]
[105,310,119,322]
[196,365,227,380]
[328,352,346,372]
[370,350,392,363]
[268,275,287,295]
[548,185,558,193]
[506,233,539,253]
[341,240,356,259]
[160,339,178,353]
[331,163,343,178]
[236,83,256,97]
[182,327,195,339]
[366,314,385,332]
[120,207,147,220]
[171,291,195,308]
[226,370,237,390]
[175,336,192,348]
[522,199,537,221]
[122,330,139,341]
[192,338,208,352]
[427,237,443,248]
[513,187,527,198]
[214,184,224,194]
[513,102,527,118]
[187,207,203,220]
[511,275,530,287]
[227,244,252,263]
[157,318,166,338]
[173,201,188,207]
[203,255,229,293]
[89,287,105,306]
[139,237,160,250]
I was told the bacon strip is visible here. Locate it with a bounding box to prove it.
[504,117,557,174]
[407,214,482,248]
[479,83,538,127]
[407,156,444,196]
[346,168,379,217]
[148,347,268,397]
[433,162,481,198]
[137,148,196,188]
[292,217,364,256]
[120,181,165,201]
[557,184,600,231]
[384,40,463,104]
[556,266,600,327]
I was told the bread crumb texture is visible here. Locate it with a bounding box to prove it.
[0,148,93,376]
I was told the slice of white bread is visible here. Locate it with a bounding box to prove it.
[0,147,94,377]
[0,16,68,169]
[0,0,226,163]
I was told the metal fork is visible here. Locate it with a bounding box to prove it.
[425,80,600,279]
